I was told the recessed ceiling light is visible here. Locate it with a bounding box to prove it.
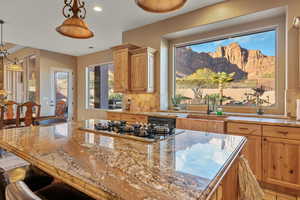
[93,6,103,12]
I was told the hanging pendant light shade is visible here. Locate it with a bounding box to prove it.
[135,0,187,13]
[0,20,23,72]
[57,0,94,39]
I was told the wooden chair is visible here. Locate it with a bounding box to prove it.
[0,106,5,129]
[55,100,67,119]
[17,102,41,127]
[5,101,18,120]
[0,101,19,129]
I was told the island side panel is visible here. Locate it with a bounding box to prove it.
[222,158,239,200]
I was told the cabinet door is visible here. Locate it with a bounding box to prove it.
[176,118,224,133]
[229,132,262,181]
[131,53,147,92]
[242,135,262,181]
[262,137,300,190]
[113,49,129,92]
[107,112,121,121]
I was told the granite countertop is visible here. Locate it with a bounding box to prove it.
[0,121,246,200]
[225,116,300,127]
[108,110,300,127]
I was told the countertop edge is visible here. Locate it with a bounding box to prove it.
[202,136,247,200]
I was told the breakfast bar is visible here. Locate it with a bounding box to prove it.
[0,121,246,200]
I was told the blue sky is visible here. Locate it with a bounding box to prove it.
[188,30,276,56]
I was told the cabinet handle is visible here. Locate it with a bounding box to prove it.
[277,131,288,135]
[239,127,249,131]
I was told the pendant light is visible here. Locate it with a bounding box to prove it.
[0,20,23,72]
[293,16,300,29]
[135,0,187,13]
[56,0,94,39]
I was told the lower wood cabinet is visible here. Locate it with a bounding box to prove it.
[229,133,262,181]
[107,112,148,124]
[241,134,262,181]
[227,122,262,181]
[176,118,225,133]
[107,112,121,121]
[262,137,300,190]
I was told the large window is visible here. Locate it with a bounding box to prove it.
[175,30,277,107]
[86,63,122,110]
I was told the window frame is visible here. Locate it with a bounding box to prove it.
[170,22,285,115]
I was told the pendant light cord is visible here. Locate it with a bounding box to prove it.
[0,20,3,46]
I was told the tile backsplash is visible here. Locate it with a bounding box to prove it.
[124,93,159,112]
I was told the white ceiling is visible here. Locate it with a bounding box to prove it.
[0,0,224,56]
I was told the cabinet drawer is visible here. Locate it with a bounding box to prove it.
[107,112,121,121]
[227,123,261,136]
[263,125,300,140]
[121,114,148,123]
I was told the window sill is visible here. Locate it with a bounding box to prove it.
[167,104,284,116]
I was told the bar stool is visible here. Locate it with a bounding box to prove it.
[0,166,53,196]
[6,181,95,200]
[1,167,94,200]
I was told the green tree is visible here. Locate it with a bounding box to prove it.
[176,68,215,102]
[211,72,235,104]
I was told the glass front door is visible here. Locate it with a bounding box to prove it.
[52,71,71,119]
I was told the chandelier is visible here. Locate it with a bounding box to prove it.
[0,20,23,73]
[56,0,94,39]
[135,0,187,13]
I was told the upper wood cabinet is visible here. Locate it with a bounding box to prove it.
[130,47,156,93]
[113,48,130,92]
[111,44,139,93]
[111,44,156,93]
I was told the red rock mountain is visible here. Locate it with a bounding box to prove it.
[176,42,275,80]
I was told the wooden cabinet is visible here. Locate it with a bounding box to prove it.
[176,118,225,133]
[227,122,262,180]
[111,44,156,93]
[227,122,261,136]
[262,137,300,190]
[111,44,139,93]
[107,112,121,121]
[113,49,130,92]
[239,134,262,180]
[263,125,300,140]
[107,112,148,124]
[121,114,148,124]
[130,48,155,93]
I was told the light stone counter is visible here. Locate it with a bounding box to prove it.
[0,121,246,200]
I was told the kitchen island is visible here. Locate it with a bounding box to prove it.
[0,120,246,200]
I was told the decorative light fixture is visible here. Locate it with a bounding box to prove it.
[0,20,23,72]
[57,0,94,39]
[135,0,187,13]
[293,16,300,29]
